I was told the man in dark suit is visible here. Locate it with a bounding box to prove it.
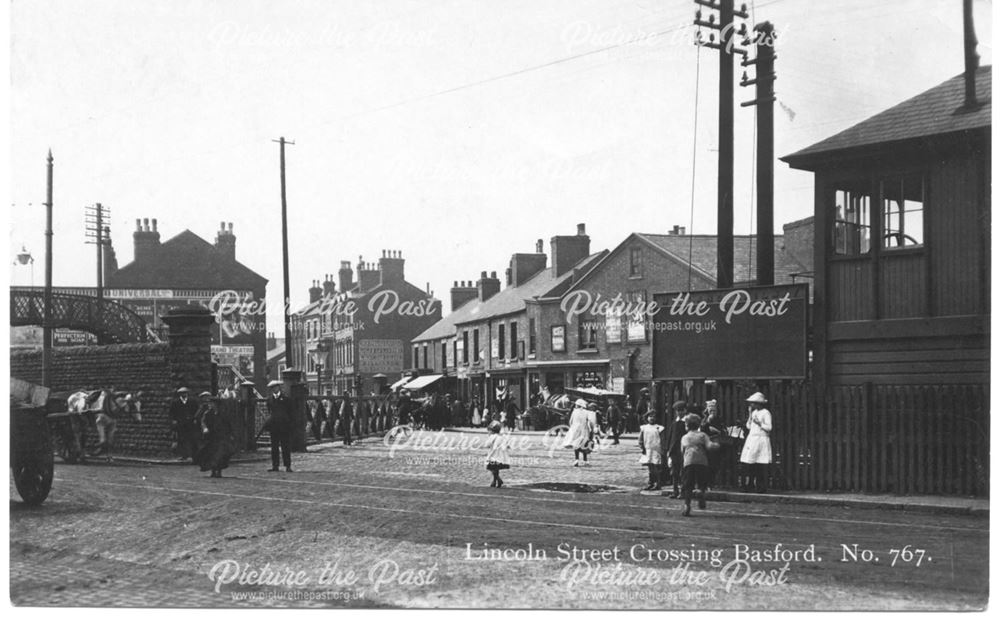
[265,380,293,472]
[169,387,201,461]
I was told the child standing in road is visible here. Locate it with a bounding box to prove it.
[485,421,510,488]
[680,414,719,516]
[638,412,665,490]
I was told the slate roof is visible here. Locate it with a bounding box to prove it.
[413,252,607,342]
[107,230,267,290]
[783,66,991,167]
[637,233,810,286]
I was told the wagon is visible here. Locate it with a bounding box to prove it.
[9,379,55,505]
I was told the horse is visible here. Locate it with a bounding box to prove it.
[66,389,143,461]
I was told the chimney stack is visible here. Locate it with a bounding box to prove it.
[102,226,118,282]
[477,270,501,302]
[322,273,337,297]
[338,261,355,293]
[308,280,323,304]
[510,240,547,287]
[550,223,590,277]
[266,332,277,350]
[215,221,236,260]
[132,216,161,263]
[378,249,405,285]
[450,279,478,311]
[357,256,380,292]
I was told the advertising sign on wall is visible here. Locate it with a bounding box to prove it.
[652,284,809,379]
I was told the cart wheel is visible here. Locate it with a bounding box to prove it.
[13,456,53,505]
[12,407,55,505]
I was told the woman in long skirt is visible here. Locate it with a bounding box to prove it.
[739,392,773,493]
[194,392,235,478]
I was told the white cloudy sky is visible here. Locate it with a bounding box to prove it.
[6,0,993,331]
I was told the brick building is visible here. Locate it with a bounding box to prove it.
[289,250,442,395]
[413,221,812,413]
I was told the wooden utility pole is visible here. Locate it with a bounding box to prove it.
[273,136,296,369]
[85,203,110,305]
[741,21,777,285]
[694,0,748,288]
[42,150,54,387]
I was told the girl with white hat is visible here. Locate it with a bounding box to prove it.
[739,392,772,493]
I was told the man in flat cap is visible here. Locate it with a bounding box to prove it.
[169,387,201,462]
[664,400,692,498]
[264,380,293,472]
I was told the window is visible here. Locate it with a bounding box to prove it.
[833,185,872,255]
[498,324,506,359]
[881,174,924,248]
[413,346,419,368]
[422,345,428,369]
[629,247,642,277]
[578,315,598,350]
[528,318,536,354]
[441,343,447,369]
[472,329,479,362]
[509,322,518,359]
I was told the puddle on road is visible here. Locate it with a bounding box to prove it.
[518,482,627,494]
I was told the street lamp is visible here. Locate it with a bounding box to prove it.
[310,342,328,395]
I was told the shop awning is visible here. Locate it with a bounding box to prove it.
[527,359,610,368]
[390,377,412,391]
[402,374,445,391]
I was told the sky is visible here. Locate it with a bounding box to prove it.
[6,0,994,333]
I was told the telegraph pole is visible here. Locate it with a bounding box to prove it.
[694,0,748,289]
[741,21,777,286]
[42,150,54,387]
[273,136,295,369]
[85,203,110,305]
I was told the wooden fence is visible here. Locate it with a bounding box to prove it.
[661,381,989,496]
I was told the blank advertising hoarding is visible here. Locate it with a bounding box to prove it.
[652,283,809,379]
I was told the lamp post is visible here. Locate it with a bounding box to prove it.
[310,342,328,395]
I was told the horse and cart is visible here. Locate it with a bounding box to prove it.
[10,377,143,505]
[526,386,626,432]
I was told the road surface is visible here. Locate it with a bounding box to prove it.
[9,430,989,609]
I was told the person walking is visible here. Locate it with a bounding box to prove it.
[169,387,201,462]
[563,399,595,467]
[700,399,725,488]
[739,392,773,493]
[680,414,719,516]
[339,391,354,446]
[470,396,482,427]
[264,380,293,473]
[638,411,665,490]
[194,391,234,478]
[485,421,510,487]
[606,399,623,445]
[664,400,689,498]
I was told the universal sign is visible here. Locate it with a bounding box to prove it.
[652,284,809,379]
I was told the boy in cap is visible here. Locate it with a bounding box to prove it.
[680,414,719,516]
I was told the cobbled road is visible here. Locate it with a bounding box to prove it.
[9,430,989,609]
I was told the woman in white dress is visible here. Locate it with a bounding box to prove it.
[563,399,595,466]
[739,392,773,493]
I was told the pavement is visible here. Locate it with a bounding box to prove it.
[104,427,989,518]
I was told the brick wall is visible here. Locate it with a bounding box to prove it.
[9,308,216,456]
[10,343,178,455]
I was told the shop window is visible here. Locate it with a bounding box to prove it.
[881,174,924,248]
[833,184,872,255]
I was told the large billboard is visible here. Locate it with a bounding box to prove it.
[652,283,809,380]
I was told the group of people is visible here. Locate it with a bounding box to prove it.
[168,385,237,478]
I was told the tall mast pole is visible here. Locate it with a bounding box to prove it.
[42,150,54,387]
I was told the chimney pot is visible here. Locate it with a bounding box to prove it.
[220,221,225,232]
[151,219,157,232]
[577,223,586,236]
[135,219,141,231]
[481,271,487,279]
[490,271,497,279]
[143,218,150,231]
[536,239,543,253]
[228,222,233,232]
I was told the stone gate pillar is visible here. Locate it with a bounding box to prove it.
[282,369,307,452]
[162,308,215,394]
